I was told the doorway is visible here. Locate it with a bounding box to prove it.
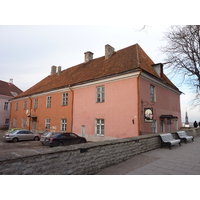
[81,125,85,136]
[32,117,37,133]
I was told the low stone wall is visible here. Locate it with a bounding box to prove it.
[0,129,198,175]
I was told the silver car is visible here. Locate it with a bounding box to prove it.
[3,129,40,143]
[40,132,59,145]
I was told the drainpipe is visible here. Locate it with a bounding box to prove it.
[28,96,32,131]
[68,85,74,132]
[137,70,142,135]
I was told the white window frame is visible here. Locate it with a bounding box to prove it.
[45,118,51,130]
[95,119,105,136]
[46,96,52,108]
[62,93,68,106]
[21,118,26,128]
[15,102,18,111]
[96,86,105,103]
[167,119,171,132]
[13,118,17,127]
[150,85,156,102]
[151,120,157,134]
[34,98,38,109]
[4,102,9,110]
[61,119,67,131]
[23,100,27,110]
[160,120,165,133]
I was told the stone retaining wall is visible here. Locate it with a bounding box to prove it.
[0,129,199,175]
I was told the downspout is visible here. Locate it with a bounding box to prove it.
[28,96,32,131]
[137,70,142,135]
[68,85,74,132]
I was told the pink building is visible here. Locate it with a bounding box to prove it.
[72,44,182,141]
[10,44,182,141]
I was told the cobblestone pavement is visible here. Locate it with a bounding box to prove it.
[96,136,200,175]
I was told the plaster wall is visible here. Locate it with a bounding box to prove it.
[139,76,182,134]
[10,90,73,133]
[73,78,139,141]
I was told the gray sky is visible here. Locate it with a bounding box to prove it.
[0,0,199,124]
[0,25,199,123]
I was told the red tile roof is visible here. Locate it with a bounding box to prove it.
[0,80,23,97]
[13,44,179,99]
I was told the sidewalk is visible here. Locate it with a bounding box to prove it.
[96,136,200,175]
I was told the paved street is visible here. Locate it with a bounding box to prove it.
[96,136,200,175]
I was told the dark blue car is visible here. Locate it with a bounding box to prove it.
[43,132,87,147]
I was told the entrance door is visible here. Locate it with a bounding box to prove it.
[81,125,85,136]
[32,118,37,133]
[151,120,157,134]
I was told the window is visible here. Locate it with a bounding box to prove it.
[46,96,52,108]
[62,93,68,106]
[4,102,9,110]
[61,119,67,131]
[5,119,9,125]
[13,118,17,127]
[167,119,171,132]
[150,85,156,102]
[34,98,38,109]
[96,86,105,103]
[21,118,26,128]
[45,118,51,130]
[23,100,27,110]
[15,102,18,111]
[69,133,77,138]
[160,120,165,133]
[95,119,104,136]
[151,120,157,133]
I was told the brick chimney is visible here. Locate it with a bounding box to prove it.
[105,44,115,59]
[51,65,57,75]
[152,63,163,77]
[84,51,93,63]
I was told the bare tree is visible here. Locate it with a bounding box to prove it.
[161,25,200,106]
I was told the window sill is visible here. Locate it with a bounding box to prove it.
[96,134,104,137]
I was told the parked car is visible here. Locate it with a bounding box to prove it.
[4,128,22,134]
[3,130,41,143]
[43,132,87,147]
[40,132,60,145]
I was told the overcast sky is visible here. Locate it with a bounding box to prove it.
[1,0,199,124]
[0,25,199,123]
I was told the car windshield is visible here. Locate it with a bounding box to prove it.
[43,132,52,136]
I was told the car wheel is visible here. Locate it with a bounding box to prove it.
[34,136,40,141]
[58,142,64,146]
[12,137,18,143]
